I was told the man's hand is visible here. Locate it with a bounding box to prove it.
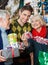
[0,50,6,62]
[21,33,28,47]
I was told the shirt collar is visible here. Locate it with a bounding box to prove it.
[0,27,6,32]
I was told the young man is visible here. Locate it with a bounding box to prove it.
[10,5,33,65]
[22,14,48,65]
[0,10,13,65]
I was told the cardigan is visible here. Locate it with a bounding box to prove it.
[0,29,12,65]
[27,27,48,65]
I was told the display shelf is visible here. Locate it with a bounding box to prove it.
[42,0,48,15]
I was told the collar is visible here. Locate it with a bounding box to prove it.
[32,26,47,38]
[0,27,6,32]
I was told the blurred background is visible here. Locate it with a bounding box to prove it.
[0,0,48,25]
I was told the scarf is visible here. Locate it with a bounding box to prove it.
[32,26,47,38]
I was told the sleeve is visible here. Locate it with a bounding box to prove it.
[25,38,34,54]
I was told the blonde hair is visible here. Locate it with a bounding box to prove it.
[31,14,46,26]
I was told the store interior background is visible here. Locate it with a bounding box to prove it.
[0,0,48,26]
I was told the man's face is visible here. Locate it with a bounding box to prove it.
[5,15,10,29]
[1,14,10,30]
[19,10,31,24]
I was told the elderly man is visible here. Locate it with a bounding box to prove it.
[0,10,13,65]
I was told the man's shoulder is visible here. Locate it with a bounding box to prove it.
[24,22,32,32]
[11,19,19,26]
[0,30,1,33]
[26,22,31,25]
[0,29,2,34]
[6,29,12,34]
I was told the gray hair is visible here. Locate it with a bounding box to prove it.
[31,14,46,26]
[0,10,10,19]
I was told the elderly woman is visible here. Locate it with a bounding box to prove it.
[21,14,48,65]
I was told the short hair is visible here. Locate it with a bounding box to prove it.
[20,5,33,14]
[31,14,46,26]
[0,10,10,19]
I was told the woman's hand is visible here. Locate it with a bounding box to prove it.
[0,50,6,62]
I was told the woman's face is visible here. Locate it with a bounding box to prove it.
[31,19,42,30]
